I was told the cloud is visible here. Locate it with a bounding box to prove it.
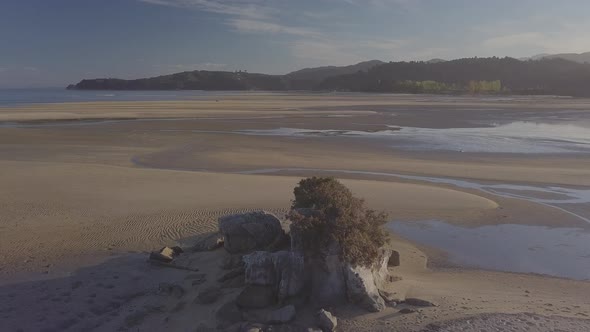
[227,19,320,37]
[138,0,275,19]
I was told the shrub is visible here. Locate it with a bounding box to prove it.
[288,177,388,267]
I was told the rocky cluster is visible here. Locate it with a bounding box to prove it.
[197,210,402,331]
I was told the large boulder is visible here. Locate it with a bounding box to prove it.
[308,251,347,306]
[219,211,285,254]
[243,251,305,302]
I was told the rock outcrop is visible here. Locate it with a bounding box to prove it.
[243,251,305,302]
[219,211,285,254]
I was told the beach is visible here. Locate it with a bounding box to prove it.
[1,92,590,331]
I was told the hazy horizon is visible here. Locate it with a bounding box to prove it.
[2,0,590,88]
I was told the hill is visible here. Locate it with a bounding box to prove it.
[68,57,590,96]
[525,52,590,64]
[285,60,384,89]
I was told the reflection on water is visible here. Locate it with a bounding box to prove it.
[238,121,590,153]
[388,220,590,280]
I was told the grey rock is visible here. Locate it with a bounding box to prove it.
[317,309,337,332]
[195,286,221,304]
[378,290,401,305]
[219,211,285,254]
[149,247,177,263]
[221,255,245,270]
[307,244,347,306]
[236,285,275,309]
[243,251,305,302]
[266,305,296,324]
[343,248,392,312]
[193,233,224,252]
[399,308,416,314]
[404,298,437,307]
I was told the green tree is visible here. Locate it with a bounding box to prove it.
[288,177,388,267]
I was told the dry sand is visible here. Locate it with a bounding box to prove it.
[1,94,589,331]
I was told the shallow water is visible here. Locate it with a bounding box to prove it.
[239,168,590,224]
[238,121,590,154]
[388,220,590,280]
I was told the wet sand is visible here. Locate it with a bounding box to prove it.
[1,93,590,331]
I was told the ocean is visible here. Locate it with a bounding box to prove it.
[0,88,245,106]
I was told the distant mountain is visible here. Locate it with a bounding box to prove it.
[317,57,590,96]
[425,58,447,64]
[524,52,590,64]
[68,71,288,91]
[68,57,590,97]
[285,60,384,90]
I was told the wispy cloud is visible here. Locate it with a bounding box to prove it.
[227,19,320,36]
[138,0,275,19]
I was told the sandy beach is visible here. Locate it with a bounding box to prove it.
[1,93,590,331]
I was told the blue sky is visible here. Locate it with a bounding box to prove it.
[1,0,589,87]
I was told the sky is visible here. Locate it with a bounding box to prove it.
[1,0,590,88]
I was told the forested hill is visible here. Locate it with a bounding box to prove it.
[68,57,590,97]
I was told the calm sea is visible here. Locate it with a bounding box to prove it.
[0,88,246,106]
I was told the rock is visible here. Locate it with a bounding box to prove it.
[196,286,221,304]
[157,283,185,299]
[241,323,265,332]
[388,250,400,267]
[378,290,401,305]
[307,244,347,306]
[236,285,275,309]
[243,251,305,302]
[219,211,285,254]
[221,255,245,270]
[266,305,296,324]
[399,308,416,314]
[170,246,184,254]
[317,309,337,332]
[404,298,437,307]
[345,264,386,312]
[149,247,178,263]
[193,233,225,252]
[371,248,393,290]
